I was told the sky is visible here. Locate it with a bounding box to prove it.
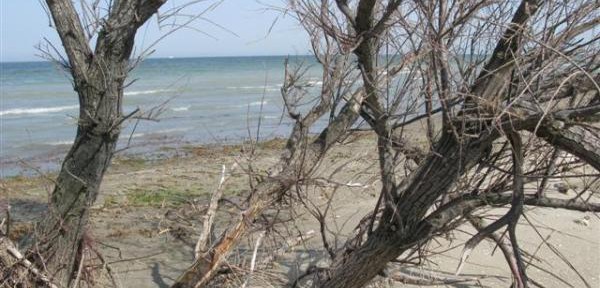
[0,0,311,62]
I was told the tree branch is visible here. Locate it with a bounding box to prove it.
[45,0,94,80]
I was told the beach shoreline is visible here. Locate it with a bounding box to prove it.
[1,128,598,288]
[0,128,294,179]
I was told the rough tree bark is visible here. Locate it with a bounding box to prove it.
[317,1,545,287]
[533,122,600,170]
[28,0,166,286]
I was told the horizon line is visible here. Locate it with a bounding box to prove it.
[0,54,316,64]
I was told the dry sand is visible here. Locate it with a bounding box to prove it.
[1,130,598,287]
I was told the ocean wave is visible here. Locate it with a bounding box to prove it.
[399,68,412,74]
[172,106,190,112]
[154,127,193,134]
[129,132,146,138]
[124,89,171,96]
[380,68,413,76]
[0,105,78,116]
[249,100,268,107]
[226,85,281,90]
[232,100,269,108]
[48,140,73,146]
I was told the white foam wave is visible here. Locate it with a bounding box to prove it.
[398,68,411,75]
[0,105,78,116]
[172,106,190,112]
[234,100,269,108]
[227,86,257,89]
[124,89,171,96]
[226,85,281,90]
[49,140,73,146]
[248,100,268,107]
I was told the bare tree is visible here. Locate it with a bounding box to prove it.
[29,1,169,285]
[2,0,596,287]
[0,0,216,286]
[171,1,408,287]
[306,1,599,287]
[173,0,599,287]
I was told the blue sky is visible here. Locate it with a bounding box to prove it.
[0,0,311,62]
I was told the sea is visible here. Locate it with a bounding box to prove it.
[0,56,326,177]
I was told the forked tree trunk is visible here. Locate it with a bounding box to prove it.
[318,133,492,287]
[29,0,166,285]
[317,1,543,287]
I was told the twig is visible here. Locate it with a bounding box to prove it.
[241,231,266,288]
[258,229,316,267]
[194,163,238,259]
[1,237,58,288]
[69,252,85,288]
[390,268,480,286]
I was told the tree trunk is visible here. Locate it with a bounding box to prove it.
[533,123,600,171]
[34,83,122,284]
[30,0,166,285]
[318,1,542,286]
[319,132,491,287]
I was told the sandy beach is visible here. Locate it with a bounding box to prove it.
[2,1,598,287]
[2,128,598,287]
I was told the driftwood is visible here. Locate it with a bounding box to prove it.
[0,236,56,288]
[194,163,238,259]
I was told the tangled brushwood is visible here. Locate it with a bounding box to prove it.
[1,0,599,288]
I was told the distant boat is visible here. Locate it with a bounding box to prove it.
[168,56,175,59]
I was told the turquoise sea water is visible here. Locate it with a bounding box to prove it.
[1,56,324,176]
